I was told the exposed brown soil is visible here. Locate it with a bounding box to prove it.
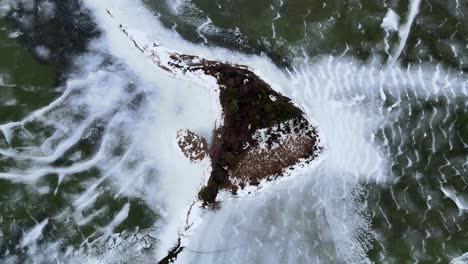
[232,130,318,189]
[176,129,208,162]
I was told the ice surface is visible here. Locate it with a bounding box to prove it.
[75,1,467,262]
[0,0,465,262]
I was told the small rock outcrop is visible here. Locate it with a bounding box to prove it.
[176,129,208,162]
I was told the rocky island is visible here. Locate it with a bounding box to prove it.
[167,53,321,205]
[163,53,321,262]
[106,9,322,263]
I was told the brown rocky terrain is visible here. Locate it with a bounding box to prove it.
[230,119,319,189]
[176,129,208,162]
[169,54,321,205]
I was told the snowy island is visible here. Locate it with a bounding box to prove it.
[169,53,321,205]
[106,9,322,263]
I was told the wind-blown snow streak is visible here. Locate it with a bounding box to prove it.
[388,0,421,66]
[20,218,49,248]
[441,186,468,211]
[381,8,400,55]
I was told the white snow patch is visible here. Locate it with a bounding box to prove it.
[381,9,400,32]
[441,186,468,211]
[77,2,226,258]
[388,0,421,65]
[20,218,49,248]
[451,252,468,264]
[34,45,51,60]
[8,31,21,38]
[105,203,130,235]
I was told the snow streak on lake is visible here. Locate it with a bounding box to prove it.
[0,0,466,263]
